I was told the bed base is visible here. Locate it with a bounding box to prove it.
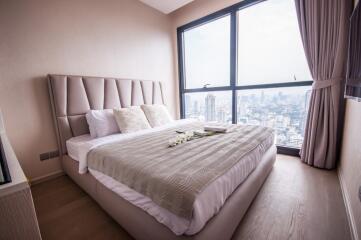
[61,145,276,240]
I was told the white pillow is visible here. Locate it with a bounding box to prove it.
[141,104,173,127]
[85,109,120,138]
[113,107,151,133]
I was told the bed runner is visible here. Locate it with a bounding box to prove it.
[87,122,274,219]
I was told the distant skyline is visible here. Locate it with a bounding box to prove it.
[185,86,311,148]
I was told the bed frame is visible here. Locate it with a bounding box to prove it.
[48,74,276,240]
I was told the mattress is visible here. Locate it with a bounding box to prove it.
[67,119,197,173]
[66,120,275,235]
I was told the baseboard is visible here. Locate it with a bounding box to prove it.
[30,170,65,186]
[338,168,359,240]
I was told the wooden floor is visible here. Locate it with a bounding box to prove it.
[31,155,351,240]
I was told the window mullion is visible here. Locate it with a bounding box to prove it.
[230,11,237,124]
[177,29,186,119]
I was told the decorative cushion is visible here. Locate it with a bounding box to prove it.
[141,104,173,127]
[113,107,151,133]
[85,109,120,138]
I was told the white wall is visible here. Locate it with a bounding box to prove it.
[339,99,361,239]
[338,0,361,238]
[0,0,176,180]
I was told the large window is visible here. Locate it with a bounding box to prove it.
[184,15,230,89]
[177,0,312,152]
[237,87,311,149]
[237,0,312,85]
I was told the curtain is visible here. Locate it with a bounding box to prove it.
[295,0,352,169]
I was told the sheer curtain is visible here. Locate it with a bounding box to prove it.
[294,0,352,169]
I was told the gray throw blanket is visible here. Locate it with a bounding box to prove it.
[87,122,274,219]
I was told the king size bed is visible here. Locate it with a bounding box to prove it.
[48,74,276,240]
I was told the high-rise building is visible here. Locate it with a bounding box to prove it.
[185,95,191,115]
[261,90,265,103]
[217,109,226,123]
[193,100,199,115]
[304,90,312,110]
[205,94,216,121]
[301,89,312,134]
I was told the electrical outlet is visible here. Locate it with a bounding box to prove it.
[40,150,59,161]
[49,150,59,159]
[40,152,49,161]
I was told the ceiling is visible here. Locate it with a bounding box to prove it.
[138,0,194,14]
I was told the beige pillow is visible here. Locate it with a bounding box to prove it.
[113,107,151,133]
[141,104,173,127]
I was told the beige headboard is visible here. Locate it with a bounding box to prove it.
[48,74,165,155]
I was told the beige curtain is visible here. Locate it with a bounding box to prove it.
[295,0,352,169]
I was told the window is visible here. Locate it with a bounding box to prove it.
[237,0,312,86]
[178,0,312,152]
[184,16,230,89]
[237,87,311,149]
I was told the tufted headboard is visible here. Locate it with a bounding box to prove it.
[48,74,165,155]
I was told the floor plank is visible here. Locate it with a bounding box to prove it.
[31,155,351,240]
[232,155,351,240]
[32,176,132,240]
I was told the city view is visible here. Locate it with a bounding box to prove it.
[182,0,312,150]
[184,87,311,149]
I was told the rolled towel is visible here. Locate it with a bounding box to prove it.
[204,125,228,133]
[194,130,215,137]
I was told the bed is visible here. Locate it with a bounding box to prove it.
[48,74,276,240]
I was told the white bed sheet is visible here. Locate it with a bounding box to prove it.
[67,119,195,173]
[66,120,275,235]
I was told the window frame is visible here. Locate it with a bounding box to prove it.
[177,0,313,156]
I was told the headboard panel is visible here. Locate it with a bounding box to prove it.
[48,74,165,155]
